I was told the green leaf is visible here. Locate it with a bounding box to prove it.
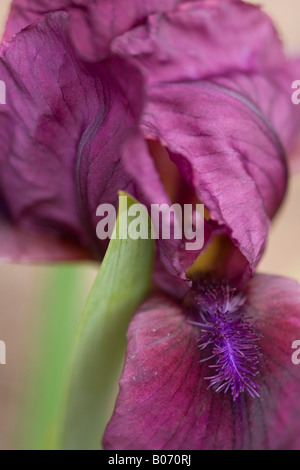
[19,265,88,450]
[59,193,154,449]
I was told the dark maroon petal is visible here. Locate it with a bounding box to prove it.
[0,217,90,262]
[244,274,300,450]
[103,274,300,450]
[132,81,287,279]
[115,0,296,280]
[121,132,212,290]
[0,175,88,261]
[211,66,300,158]
[70,0,196,61]
[112,0,285,84]
[113,0,300,159]
[4,0,192,60]
[0,12,144,260]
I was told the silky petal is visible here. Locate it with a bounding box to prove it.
[211,67,300,156]
[0,12,144,260]
[113,0,300,157]
[69,0,195,61]
[113,0,286,84]
[104,274,300,450]
[122,132,213,290]
[130,81,287,279]
[4,0,192,60]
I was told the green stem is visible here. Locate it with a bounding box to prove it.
[59,194,154,450]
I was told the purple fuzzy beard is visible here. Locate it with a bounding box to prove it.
[187,278,261,401]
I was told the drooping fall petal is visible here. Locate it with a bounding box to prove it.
[114,0,300,282]
[0,12,144,261]
[104,274,300,450]
[0,217,90,263]
[123,80,287,282]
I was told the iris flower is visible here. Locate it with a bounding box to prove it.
[0,0,299,283]
[1,0,300,450]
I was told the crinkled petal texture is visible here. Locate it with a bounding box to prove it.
[124,80,287,283]
[113,0,286,83]
[0,12,144,261]
[117,0,299,283]
[104,274,300,450]
[211,66,300,157]
[5,1,300,158]
[4,0,192,60]
[113,0,300,156]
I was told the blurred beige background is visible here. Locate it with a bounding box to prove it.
[0,0,299,450]
[0,1,10,36]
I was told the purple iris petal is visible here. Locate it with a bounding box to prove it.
[104,274,300,450]
[121,132,213,294]
[212,69,300,156]
[0,12,144,261]
[4,0,193,60]
[115,0,299,282]
[0,182,88,261]
[113,0,300,162]
[112,0,286,83]
[0,218,90,263]
[2,0,299,285]
[123,80,287,282]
